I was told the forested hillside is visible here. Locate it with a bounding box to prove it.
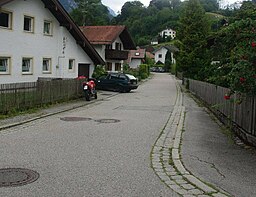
[61,0,233,46]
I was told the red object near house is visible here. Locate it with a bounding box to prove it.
[87,80,96,89]
[224,94,231,100]
[77,75,86,80]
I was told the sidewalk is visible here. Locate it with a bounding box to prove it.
[0,91,117,131]
[181,83,256,197]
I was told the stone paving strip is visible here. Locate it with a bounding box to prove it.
[151,80,231,197]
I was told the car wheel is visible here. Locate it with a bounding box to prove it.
[118,85,124,93]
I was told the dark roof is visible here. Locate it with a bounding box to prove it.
[153,45,179,54]
[0,0,104,65]
[80,26,136,50]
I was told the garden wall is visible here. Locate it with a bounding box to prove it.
[0,79,84,114]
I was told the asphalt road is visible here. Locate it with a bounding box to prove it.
[0,73,179,197]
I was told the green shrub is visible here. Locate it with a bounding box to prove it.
[92,65,106,79]
[139,64,149,79]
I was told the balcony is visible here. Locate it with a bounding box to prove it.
[105,49,128,60]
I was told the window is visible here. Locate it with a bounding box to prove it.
[115,63,121,71]
[43,20,52,35]
[106,44,112,50]
[0,10,12,29]
[115,43,121,50]
[68,59,75,71]
[0,57,10,74]
[159,54,162,58]
[24,16,34,32]
[135,52,140,56]
[22,58,33,74]
[43,58,51,73]
[106,62,112,71]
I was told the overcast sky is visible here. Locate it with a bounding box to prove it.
[101,0,241,14]
[101,0,151,14]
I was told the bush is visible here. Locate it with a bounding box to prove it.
[92,65,106,79]
[139,64,149,79]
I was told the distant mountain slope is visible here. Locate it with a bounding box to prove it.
[59,0,116,17]
[59,0,76,12]
[108,7,117,16]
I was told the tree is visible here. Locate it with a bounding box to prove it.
[149,0,171,10]
[70,0,110,26]
[176,0,210,78]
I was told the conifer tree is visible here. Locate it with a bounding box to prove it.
[176,0,210,78]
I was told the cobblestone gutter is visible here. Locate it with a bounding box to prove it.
[151,79,231,197]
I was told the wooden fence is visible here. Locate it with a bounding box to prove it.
[186,79,256,145]
[0,79,84,114]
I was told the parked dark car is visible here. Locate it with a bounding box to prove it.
[96,72,138,92]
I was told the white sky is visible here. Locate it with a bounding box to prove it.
[101,0,151,14]
[101,0,241,14]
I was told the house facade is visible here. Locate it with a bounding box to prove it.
[80,26,136,72]
[126,48,146,69]
[153,46,178,65]
[0,0,104,84]
[159,28,176,40]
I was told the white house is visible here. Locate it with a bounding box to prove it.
[126,48,146,69]
[80,26,136,72]
[159,28,176,40]
[153,46,178,65]
[0,0,104,84]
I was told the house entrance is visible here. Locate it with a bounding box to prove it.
[78,63,90,78]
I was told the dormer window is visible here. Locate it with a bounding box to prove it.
[0,10,12,29]
[135,52,140,56]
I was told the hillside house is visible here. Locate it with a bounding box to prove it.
[80,26,136,72]
[0,0,104,84]
[159,28,176,40]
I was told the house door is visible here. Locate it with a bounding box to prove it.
[78,64,90,78]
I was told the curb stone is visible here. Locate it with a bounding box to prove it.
[151,77,232,197]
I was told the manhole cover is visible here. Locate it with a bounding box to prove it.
[0,168,39,187]
[60,117,92,121]
[95,119,120,123]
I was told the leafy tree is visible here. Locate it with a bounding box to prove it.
[208,18,256,96]
[70,0,110,25]
[176,0,210,78]
[199,0,219,12]
[149,0,171,9]
[235,1,256,20]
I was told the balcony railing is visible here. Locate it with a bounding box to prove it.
[105,49,128,60]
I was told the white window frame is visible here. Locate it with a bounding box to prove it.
[43,20,52,36]
[0,57,11,74]
[42,58,52,73]
[23,15,34,33]
[22,57,33,74]
[0,10,12,29]
[68,59,75,72]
